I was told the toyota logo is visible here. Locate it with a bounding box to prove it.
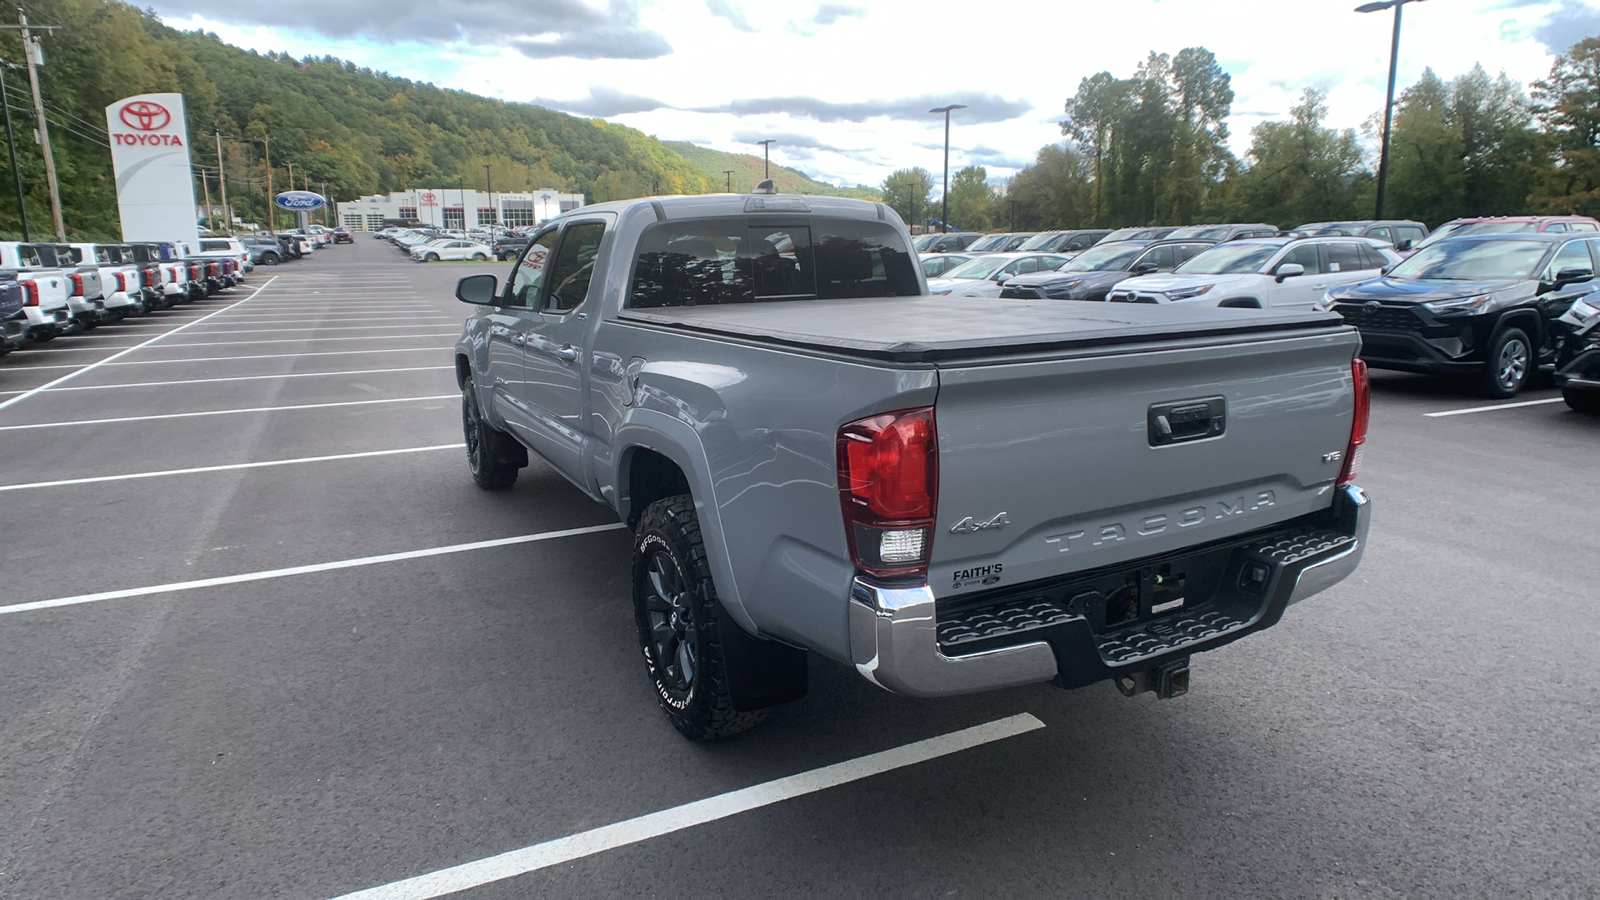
[1363,301,1382,313]
[119,100,171,131]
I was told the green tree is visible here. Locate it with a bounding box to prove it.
[1532,36,1600,214]
[881,167,934,226]
[1230,89,1368,228]
[945,165,995,230]
[1006,144,1095,229]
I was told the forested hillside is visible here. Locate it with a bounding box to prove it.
[0,0,863,239]
[661,141,879,200]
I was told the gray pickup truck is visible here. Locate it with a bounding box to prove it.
[453,189,1372,741]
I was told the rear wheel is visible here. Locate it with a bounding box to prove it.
[633,495,766,741]
[261,253,280,266]
[1563,386,1600,414]
[461,383,521,490]
[1481,327,1532,398]
[472,252,488,261]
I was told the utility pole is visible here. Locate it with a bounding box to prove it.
[483,163,494,225]
[320,181,328,226]
[17,13,63,240]
[0,60,28,240]
[261,136,273,231]
[199,167,214,232]
[723,169,733,192]
[214,130,229,233]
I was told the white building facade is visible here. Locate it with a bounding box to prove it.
[335,188,585,231]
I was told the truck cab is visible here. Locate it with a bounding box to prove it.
[0,244,74,337]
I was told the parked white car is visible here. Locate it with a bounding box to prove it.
[1106,236,1402,309]
[412,239,492,262]
[925,252,1072,298]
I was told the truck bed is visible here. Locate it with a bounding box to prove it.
[617,295,1347,363]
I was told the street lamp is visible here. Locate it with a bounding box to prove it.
[756,139,776,179]
[483,163,495,227]
[1357,0,1424,220]
[929,104,966,233]
[723,169,734,192]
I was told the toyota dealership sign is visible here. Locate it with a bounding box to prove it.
[104,92,198,248]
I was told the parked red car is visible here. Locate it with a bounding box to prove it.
[1407,215,1600,255]
[332,227,354,244]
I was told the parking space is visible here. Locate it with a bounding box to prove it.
[2,239,1596,899]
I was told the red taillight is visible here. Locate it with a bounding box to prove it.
[68,273,83,296]
[115,272,127,293]
[838,407,938,579]
[22,280,38,307]
[1338,359,1369,486]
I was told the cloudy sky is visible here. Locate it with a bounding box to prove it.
[150,0,1598,190]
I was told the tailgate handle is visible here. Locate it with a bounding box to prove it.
[1149,397,1226,446]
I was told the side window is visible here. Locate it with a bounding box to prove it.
[1010,258,1041,276]
[1176,244,1207,265]
[543,222,607,313]
[1545,223,1568,232]
[1325,242,1367,273]
[1142,245,1177,271]
[1398,226,1427,245]
[1278,243,1323,275]
[1544,240,1593,279]
[1570,222,1598,232]
[507,230,557,308]
[1366,226,1393,243]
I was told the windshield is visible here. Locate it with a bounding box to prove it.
[1168,225,1234,240]
[1016,232,1068,251]
[964,234,1012,252]
[1060,242,1145,272]
[1102,228,1143,242]
[1386,238,1550,281]
[941,255,1013,279]
[912,234,939,251]
[1412,221,1538,252]
[1175,242,1281,275]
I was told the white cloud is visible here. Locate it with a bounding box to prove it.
[156,0,1582,189]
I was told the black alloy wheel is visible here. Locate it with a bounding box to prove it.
[631,495,766,741]
[461,383,520,490]
[1563,386,1600,413]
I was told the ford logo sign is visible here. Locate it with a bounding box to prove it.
[274,190,326,211]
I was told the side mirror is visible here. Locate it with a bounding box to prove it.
[1132,262,1158,275]
[1274,262,1305,283]
[994,273,1010,284]
[1395,239,1413,252]
[1556,267,1594,287]
[456,273,499,305]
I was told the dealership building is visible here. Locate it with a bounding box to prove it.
[335,188,586,231]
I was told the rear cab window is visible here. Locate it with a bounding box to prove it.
[629,217,918,308]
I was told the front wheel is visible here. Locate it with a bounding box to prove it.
[425,253,440,262]
[461,383,522,490]
[633,495,767,741]
[1563,386,1600,414]
[1481,327,1532,399]
[473,253,488,261]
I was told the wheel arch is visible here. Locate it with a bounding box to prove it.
[1495,307,1544,347]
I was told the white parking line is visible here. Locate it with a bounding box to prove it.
[0,366,453,397]
[0,394,458,432]
[0,523,628,616]
[147,325,458,337]
[21,333,459,352]
[1424,398,1566,418]
[0,277,280,413]
[0,443,464,492]
[175,318,456,326]
[8,347,453,371]
[328,714,1046,900]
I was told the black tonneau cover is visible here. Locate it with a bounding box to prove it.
[618,295,1348,363]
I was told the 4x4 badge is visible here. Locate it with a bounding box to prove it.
[949,512,1010,534]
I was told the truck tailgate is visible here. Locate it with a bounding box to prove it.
[929,326,1358,599]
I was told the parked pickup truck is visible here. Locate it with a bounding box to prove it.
[33,244,114,325]
[453,191,1373,741]
[126,242,192,307]
[0,272,25,354]
[0,242,85,335]
[68,243,145,316]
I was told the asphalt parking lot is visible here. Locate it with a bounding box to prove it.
[1,237,1596,899]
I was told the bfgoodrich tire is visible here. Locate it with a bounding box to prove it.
[461,384,523,490]
[1481,327,1532,399]
[633,495,766,741]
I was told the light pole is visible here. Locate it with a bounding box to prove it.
[757,139,775,180]
[723,169,734,192]
[483,163,494,227]
[929,104,966,233]
[0,60,30,239]
[1357,0,1424,220]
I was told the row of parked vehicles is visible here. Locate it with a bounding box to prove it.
[918,215,1600,405]
[0,238,248,358]
[372,225,535,262]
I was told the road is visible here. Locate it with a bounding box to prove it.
[0,237,1594,899]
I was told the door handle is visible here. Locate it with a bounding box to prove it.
[555,345,579,363]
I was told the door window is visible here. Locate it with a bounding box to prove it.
[1397,226,1427,245]
[1277,243,1323,275]
[507,230,557,307]
[1544,239,1593,279]
[1324,242,1368,273]
[1544,223,1569,232]
[1569,222,1598,232]
[1366,226,1393,243]
[1140,245,1178,271]
[543,222,607,313]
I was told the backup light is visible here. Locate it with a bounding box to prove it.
[879,528,927,564]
